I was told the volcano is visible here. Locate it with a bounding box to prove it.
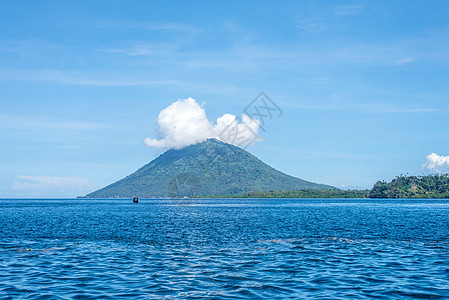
[86,139,333,198]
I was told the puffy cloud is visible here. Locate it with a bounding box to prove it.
[144,97,260,149]
[423,153,449,173]
[214,113,260,147]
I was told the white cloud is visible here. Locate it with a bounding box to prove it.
[423,153,449,173]
[144,97,260,149]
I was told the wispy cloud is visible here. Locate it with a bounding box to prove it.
[384,107,442,113]
[95,20,201,34]
[100,43,175,56]
[12,175,101,197]
[278,99,446,114]
[223,21,242,33]
[0,114,110,131]
[99,43,174,56]
[142,21,201,33]
[0,39,64,55]
[0,69,180,86]
[13,175,90,190]
[332,5,362,16]
[295,5,362,33]
[171,40,426,70]
[393,57,416,66]
[295,19,328,33]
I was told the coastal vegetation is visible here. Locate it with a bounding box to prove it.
[206,174,449,199]
[206,189,370,198]
[367,174,449,198]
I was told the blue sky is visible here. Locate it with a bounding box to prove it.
[1,0,449,197]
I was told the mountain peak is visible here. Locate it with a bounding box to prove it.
[204,137,224,144]
[184,138,230,151]
[87,139,333,198]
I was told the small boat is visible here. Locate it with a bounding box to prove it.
[132,197,139,203]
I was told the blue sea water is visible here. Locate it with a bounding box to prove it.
[0,198,448,299]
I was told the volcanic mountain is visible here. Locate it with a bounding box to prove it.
[86,139,333,198]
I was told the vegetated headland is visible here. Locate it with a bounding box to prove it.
[198,174,449,199]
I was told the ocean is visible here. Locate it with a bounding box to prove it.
[1,198,448,299]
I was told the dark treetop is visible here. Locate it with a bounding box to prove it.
[86,139,333,198]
